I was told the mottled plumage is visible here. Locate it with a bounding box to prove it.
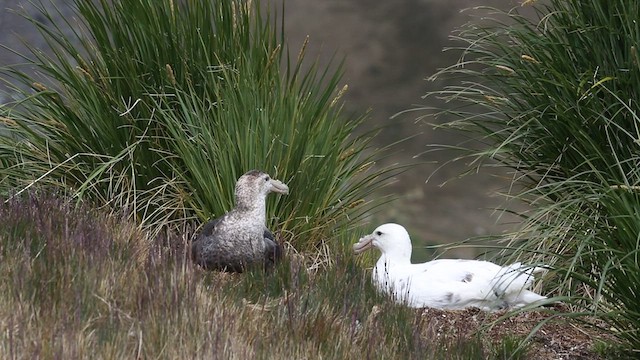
[192,170,288,272]
[353,223,547,311]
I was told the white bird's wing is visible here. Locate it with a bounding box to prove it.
[392,259,529,310]
[408,259,502,283]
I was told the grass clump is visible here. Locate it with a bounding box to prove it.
[0,0,400,248]
[423,0,640,351]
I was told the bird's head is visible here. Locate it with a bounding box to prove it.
[353,223,412,260]
[235,170,289,209]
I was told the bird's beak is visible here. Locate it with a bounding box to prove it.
[270,179,289,195]
[353,234,374,255]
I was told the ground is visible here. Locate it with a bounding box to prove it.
[410,305,620,359]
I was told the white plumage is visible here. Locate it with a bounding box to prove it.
[353,223,547,311]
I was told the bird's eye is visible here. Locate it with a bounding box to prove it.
[375,231,382,236]
[264,176,270,182]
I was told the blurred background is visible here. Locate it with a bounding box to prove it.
[0,0,525,258]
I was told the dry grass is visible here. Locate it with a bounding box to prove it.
[0,193,623,359]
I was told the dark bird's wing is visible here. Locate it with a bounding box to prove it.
[263,229,283,269]
[199,216,224,238]
[191,216,224,268]
[264,229,274,241]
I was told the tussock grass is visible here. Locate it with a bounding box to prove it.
[0,0,403,249]
[423,0,640,351]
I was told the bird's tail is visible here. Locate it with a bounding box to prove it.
[491,262,547,296]
[508,290,547,308]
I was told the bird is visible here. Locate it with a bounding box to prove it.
[353,223,547,311]
[191,169,289,272]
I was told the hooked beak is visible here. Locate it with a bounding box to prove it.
[353,234,375,254]
[269,179,289,195]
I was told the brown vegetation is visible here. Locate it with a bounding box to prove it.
[0,193,621,359]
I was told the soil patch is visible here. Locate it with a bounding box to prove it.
[417,304,620,359]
